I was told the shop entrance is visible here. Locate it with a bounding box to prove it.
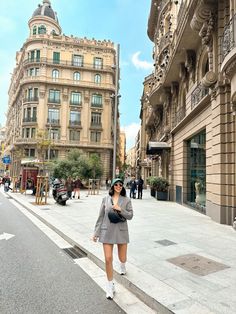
[187,130,206,213]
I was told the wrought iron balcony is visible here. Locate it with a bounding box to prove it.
[23,117,37,123]
[47,118,60,125]
[48,98,61,104]
[70,100,82,106]
[91,102,103,108]
[90,123,102,129]
[69,120,81,126]
[173,106,186,127]
[221,14,236,62]
[191,83,209,110]
[23,96,39,103]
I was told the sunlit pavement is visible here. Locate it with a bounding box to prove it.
[1,186,236,314]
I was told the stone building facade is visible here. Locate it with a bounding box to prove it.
[4,0,119,180]
[140,0,236,224]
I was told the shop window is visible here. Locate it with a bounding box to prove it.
[186,130,206,213]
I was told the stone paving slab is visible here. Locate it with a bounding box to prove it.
[1,187,236,314]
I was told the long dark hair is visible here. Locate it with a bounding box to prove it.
[109,185,126,197]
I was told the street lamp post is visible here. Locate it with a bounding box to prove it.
[112,43,120,180]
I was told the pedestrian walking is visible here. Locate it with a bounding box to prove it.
[137,176,144,199]
[65,176,74,199]
[73,177,81,199]
[129,176,137,199]
[92,178,133,300]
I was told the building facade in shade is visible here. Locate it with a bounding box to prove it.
[0,126,6,177]
[141,0,236,225]
[119,131,126,167]
[4,0,119,180]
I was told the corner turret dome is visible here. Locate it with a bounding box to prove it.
[32,0,59,23]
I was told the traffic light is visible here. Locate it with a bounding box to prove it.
[5,164,9,171]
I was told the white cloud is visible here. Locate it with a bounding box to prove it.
[131,51,153,70]
[121,123,140,151]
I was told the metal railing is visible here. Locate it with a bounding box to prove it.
[221,14,236,62]
[22,96,39,103]
[23,117,37,123]
[69,120,81,126]
[48,98,61,104]
[173,106,186,127]
[47,118,60,124]
[23,57,113,71]
[191,83,209,109]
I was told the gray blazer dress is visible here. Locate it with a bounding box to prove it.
[94,195,133,244]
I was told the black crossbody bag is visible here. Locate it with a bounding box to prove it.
[108,197,126,224]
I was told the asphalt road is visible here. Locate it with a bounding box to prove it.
[0,192,125,314]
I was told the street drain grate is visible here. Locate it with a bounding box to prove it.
[62,246,87,259]
[155,239,177,246]
[167,254,230,276]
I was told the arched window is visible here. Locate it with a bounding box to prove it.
[73,72,80,81]
[38,25,46,34]
[33,26,37,35]
[52,69,59,81]
[94,74,101,84]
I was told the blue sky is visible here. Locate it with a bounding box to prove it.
[0,0,153,150]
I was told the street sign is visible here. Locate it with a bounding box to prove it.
[2,156,11,164]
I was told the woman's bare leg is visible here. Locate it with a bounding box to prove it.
[117,243,127,263]
[103,244,114,280]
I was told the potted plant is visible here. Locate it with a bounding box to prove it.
[147,176,158,197]
[155,176,169,201]
[147,176,156,197]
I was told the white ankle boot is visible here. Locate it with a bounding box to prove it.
[106,280,115,299]
[119,262,126,275]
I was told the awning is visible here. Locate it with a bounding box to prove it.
[146,141,171,155]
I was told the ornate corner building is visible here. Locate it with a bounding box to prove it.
[140,0,236,224]
[4,0,119,180]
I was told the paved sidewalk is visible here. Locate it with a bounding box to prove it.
[1,187,236,314]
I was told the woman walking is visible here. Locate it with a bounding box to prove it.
[92,178,133,300]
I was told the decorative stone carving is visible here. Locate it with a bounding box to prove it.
[199,11,215,47]
[190,0,216,32]
[62,94,68,101]
[202,70,217,87]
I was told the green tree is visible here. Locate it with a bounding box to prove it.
[52,150,103,180]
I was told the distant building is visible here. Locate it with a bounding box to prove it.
[126,146,136,176]
[4,0,120,180]
[119,131,126,166]
[0,126,6,176]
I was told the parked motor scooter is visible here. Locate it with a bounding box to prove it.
[52,179,68,205]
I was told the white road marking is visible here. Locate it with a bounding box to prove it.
[0,232,15,241]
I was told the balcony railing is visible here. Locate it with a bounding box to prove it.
[20,76,115,91]
[47,118,60,124]
[70,100,82,106]
[23,96,39,103]
[221,14,236,62]
[91,103,103,108]
[90,123,102,128]
[191,83,209,109]
[48,98,61,104]
[23,57,111,71]
[23,117,37,123]
[69,120,81,126]
[173,106,186,127]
